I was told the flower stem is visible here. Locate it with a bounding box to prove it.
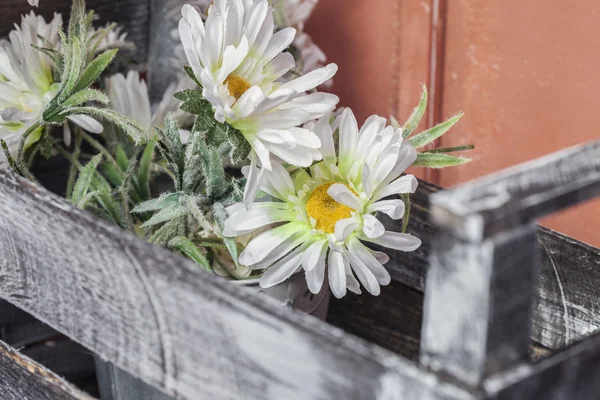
[78,129,121,171]
[66,133,83,200]
[401,193,411,233]
[423,144,475,153]
[16,122,42,182]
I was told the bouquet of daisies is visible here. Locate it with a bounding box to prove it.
[3,0,472,298]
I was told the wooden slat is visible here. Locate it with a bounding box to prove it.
[0,170,475,400]
[392,180,600,353]
[483,329,600,399]
[1,0,151,63]
[0,340,94,400]
[420,225,538,385]
[430,139,600,242]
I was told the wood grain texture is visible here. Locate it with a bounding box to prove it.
[0,340,95,400]
[483,329,600,399]
[393,179,600,353]
[421,225,538,385]
[0,170,475,400]
[0,0,150,63]
[430,139,600,242]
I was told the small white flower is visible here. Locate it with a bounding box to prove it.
[224,109,421,298]
[89,23,134,54]
[179,0,338,204]
[271,0,318,30]
[0,12,61,160]
[27,0,39,7]
[105,71,193,141]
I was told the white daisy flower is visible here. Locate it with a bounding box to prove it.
[105,71,193,141]
[271,0,318,30]
[224,109,422,298]
[178,0,338,203]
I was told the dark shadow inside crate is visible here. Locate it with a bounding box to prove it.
[0,299,99,397]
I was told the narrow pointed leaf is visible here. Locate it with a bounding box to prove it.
[63,89,109,107]
[132,192,182,213]
[413,152,472,168]
[72,154,102,206]
[402,83,428,138]
[75,49,118,91]
[137,141,155,200]
[408,112,463,149]
[141,202,189,228]
[168,236,212,272]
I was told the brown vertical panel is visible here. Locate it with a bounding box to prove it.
[439,0,600,246]
[307,0,435,180]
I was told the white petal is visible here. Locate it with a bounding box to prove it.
[263,161,295,199]
[338,108,358,159]
[243,153,265,208]
[367,199,406,220]
[257,129,295,149]
[223,208,291,237]
[364,231,422,252]
[266,52,296,81]
[348,236,391,285]
[306,248,327,294]
[380,145,418,187]
[232,85,265,118]
[328,250,347,299]
[370,249,390,265]
[278,63,338,93]
[216,36,249,82]
[362,214,385,239]
[239,223,296,265]
[334,217,360,242]
[327,183,362,211]
[312,114,336,162]
[282,92,339,120]
[265,142,314,167]
[259,248,304,288]
[356,114,387,151]
[344,262,362,295]
[288,127,321,149]
[67,115,103,134]
[367,146,400,195]
[302,240,328,272]
[346,251,381,296]
[373,175,418,202]
[248,232,306,270]
[262,27,296,62]
[255,108,311,129]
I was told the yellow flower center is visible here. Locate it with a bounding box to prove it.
[306,182,355,234]
[225,74,251,101]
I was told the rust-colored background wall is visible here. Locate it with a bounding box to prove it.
[307,0,600,247]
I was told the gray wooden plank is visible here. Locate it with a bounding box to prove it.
[392,180,600,352]
[0,169,476,400]
[420,224,538,385]
[484,329,600,399]
[1,0,151,63]
[429,139,600,242]
[0,340,95,400]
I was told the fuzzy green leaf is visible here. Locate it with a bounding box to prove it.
[162,114,185,185]
[137,141,155,200]
[60,107,145,142]
[413,153,472,169]
[72,154,103,207]
[401,193,411,233]
[184,66,203,88]
[168,236,212,272]
[212,202,239,268]
[132,192,182,213]
[174,89,214,116]
[75,49,118,91]
[100,162,125,187]
[408,113,463,149]
[425,144,475,153]
[63,89,109,107]
[402,83,428,138]
[140,202,189,228]
[115,145,129,171]
[149,219,182,245]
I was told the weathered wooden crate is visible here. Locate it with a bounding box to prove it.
[2,1,600,399]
